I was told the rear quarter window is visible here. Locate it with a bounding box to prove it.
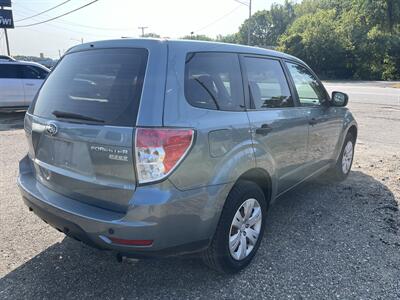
[31,48,148,126]
[184,52,244,111]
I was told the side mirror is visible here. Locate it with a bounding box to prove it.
[331,91,348,107]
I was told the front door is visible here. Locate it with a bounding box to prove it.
[285,62,342,171]
[242,56,310,195]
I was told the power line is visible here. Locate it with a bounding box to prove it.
[233,0,250,6]
[234,0,252,45]
[15,0,73,22]
[16,0,100,28]
[15,5,132,31]
[12,10,118,39]
[19,22,115,38]
[53,19,131,31]
[193,5,241,34]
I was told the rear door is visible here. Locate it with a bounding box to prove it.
[20,65,48,106]
[285,62,342,171]
[241,55,310,195]
[26,48,148,212]
[162,50,255,190]
[0,64,25,107]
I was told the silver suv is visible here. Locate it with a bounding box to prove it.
[0,59,49,110]
[18,39,357,273]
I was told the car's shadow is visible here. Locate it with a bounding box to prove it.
[0,111,26,131]
[1,171,399,299]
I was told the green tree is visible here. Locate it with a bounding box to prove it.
[279,0,400,79]
[278,9,349,78]
[181,34,214,41]
[294,0,352,17]
[337,0,400,79]
[269,1,296,43]
[237,1,295,46]
[142,33,161,38]
[189,0,400,80]
[216,33,239,44]
[355,0,400,32]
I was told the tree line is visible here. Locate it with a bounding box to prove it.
[179,0,400,80]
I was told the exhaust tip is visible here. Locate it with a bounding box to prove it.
[116,253,124,263]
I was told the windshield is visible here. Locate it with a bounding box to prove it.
[31,48,148,126]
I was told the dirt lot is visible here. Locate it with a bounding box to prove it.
[0,82,399,299]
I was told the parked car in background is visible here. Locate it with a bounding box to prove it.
[18,39,357,274]
[0,55,16,61]
[0,59,49,110]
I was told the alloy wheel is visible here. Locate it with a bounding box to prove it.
[342,140,354,174]
[229,198,262,261]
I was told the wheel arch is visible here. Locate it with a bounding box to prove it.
[347,124,358,140]
[334,121,358,162]
[235,168,273,206]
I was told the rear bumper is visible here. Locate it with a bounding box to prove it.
[18,155,231,256]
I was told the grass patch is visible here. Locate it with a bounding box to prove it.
[391,83,400,88]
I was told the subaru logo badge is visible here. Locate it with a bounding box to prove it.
[46,122,58,136]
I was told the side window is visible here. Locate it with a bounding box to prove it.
[34,66,49,79]
[286,62,328,106]
[21,65,47,80]
[244,57,294,109]
[0,64,21,79]
[185,52,244,111]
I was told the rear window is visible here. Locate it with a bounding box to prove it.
[31,48,148,126]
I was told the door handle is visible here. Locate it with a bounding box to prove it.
[255,124,273,136]
[309,118,318,126]
[25,83,35,86]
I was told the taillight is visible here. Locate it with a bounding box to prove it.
[135,128,194,184]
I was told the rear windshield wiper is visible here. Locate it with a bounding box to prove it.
[52,110,105,123]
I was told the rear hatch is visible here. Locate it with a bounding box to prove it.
[25,48,148,213]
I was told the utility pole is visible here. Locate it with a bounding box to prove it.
[70,37,84,44]
[234,0,252,45]
[4,28,10,56]
[138,26,148,37]
[247,0,252,46]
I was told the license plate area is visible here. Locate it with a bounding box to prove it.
[53,139,74,167]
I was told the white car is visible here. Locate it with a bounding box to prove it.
[0,59,50,110]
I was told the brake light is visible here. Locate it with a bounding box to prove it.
[135,128,194,183]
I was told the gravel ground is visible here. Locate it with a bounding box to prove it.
[0,82,399,299]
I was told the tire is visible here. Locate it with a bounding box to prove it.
[327,132,355,181]
[202,180,268,274]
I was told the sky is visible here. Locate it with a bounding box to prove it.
[0,0,287,58]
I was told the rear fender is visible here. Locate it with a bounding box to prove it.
[250,140,278,200]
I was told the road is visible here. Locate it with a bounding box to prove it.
[0,82,399,299]
[324,82,400,150]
